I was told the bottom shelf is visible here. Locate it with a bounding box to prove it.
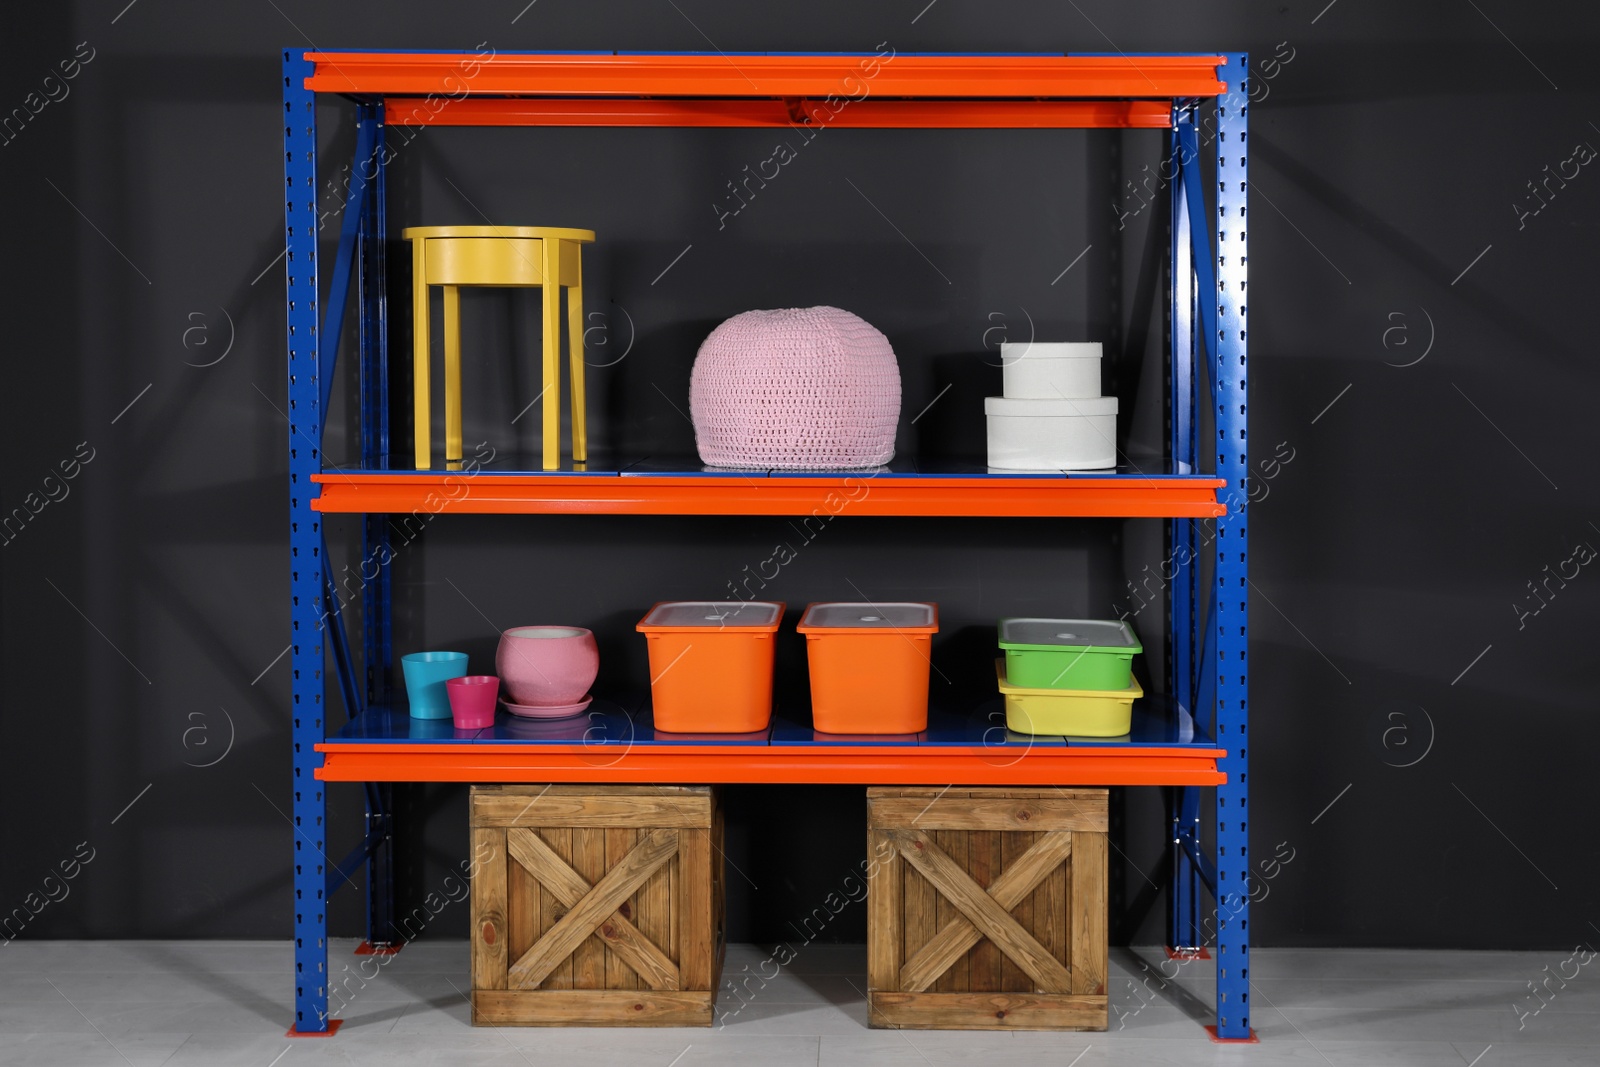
[315,693,1224,786]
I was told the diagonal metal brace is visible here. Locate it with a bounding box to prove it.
[1177,826,1218,897]
[1175,110,1218,371]
[326,812,391,897]
[319,113,378,427]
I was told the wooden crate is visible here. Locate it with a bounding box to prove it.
[469,784,724,1026]
[866,787,1108,1031]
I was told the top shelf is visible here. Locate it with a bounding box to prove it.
[311,460,1225,518]
[300,51,1227,129]
[304,51,1227,98]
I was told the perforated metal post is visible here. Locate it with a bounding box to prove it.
[283,48,331,1033]
[1211,52,1251,1041]
[1167,106,1203,956]
[355,99,397,947]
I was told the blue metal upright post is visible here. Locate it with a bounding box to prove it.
[1167,108,1203,957]
[283,49,333,1034]
[356,99,397,949]
[1210,52,1252,1041]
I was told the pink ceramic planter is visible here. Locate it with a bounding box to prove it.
[446,675,500,729]
[495,626,599,707]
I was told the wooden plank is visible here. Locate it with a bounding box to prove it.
[473,792,711,828]
[507,843,535,960]
[509,828,679,989]
[1070,830,1108,996]
[477,784,711,797]
[678,826,713,992]
[869,796,1108,833]
[473,989,714,1027]
[897,831,1072,993]
[506,827,680,991]
[1018,867,1053,992]
[607,828,639,990]
[475,786,709,806]
[638,824,674,992]
[535,828,570,989]
[868,991,1107,1031]
[669,826,680,971]
[901,839,936,990]
[709,798,725,989]
[1041,838,1068,991]
[866,829,901,993]
[932,830,966,993]
[999,831,1031,992]
[471,828,508,990]
[967,829,1002,993]
[570,828,607,988]
[885,828,1072,995]
[867,788,1105,801]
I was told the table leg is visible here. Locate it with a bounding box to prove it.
[412,240,430,469]
[443,284,462,465]
[540,238,562,470]
[566,245,586,463]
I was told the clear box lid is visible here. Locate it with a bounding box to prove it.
[797,602,938,632]
[637,601,783,631]
[998,618,1141,652]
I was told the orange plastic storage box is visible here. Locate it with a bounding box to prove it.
[636,601,785,732]
[796,602,939,734]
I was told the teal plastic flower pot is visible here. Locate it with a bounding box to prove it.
[401,650,469,719]
[997,618,1141,690]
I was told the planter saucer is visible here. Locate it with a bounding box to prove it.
[501,695,592,719]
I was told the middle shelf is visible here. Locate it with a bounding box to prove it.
[316,692,1225,786]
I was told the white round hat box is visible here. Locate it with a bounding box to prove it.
[1000,341,1102,399]
[985,396,1118,470]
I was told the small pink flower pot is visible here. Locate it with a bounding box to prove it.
[446,675,500,729]
[496,626,599,707]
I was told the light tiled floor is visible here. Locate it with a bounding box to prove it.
[0,940,1594,1065]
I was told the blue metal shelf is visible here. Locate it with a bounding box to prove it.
[327,692,1216,751]
[334,454,1211,479]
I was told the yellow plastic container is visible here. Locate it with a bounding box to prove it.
[996,660,1142,737]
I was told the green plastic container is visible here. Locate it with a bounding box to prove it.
[998,618,1141,690]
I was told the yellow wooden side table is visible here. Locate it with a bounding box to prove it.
[403,225,597,470]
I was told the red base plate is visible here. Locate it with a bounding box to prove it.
[1206,1025,1259,1044]
[286,1018,344,1038]
[354,940,404,956]
[1165,946,1211,960]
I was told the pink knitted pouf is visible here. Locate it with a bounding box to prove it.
[689,306,901,470]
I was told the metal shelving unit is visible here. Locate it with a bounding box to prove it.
[282,48,1250,1039]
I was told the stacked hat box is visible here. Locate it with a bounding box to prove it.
[985,341,1117,470]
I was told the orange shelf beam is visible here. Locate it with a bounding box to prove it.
[314,744,1226,787]
[310,473,1226,519]
[382,96,1176,129]
[306,52,1225,101]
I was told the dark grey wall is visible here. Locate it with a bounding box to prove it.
[2,2,1596,951]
